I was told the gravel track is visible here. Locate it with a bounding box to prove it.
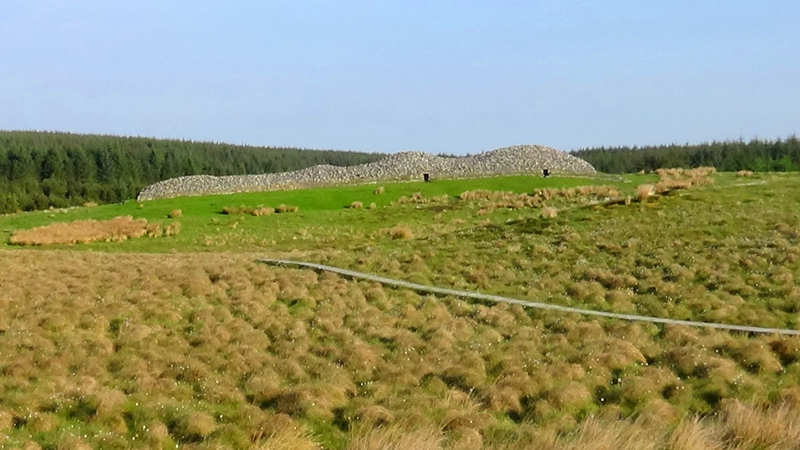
[259,258,800,336]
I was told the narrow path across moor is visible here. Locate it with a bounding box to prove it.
[259,258,800,336]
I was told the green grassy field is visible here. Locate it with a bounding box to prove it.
[2,170,800,449]
[0,174,638,253]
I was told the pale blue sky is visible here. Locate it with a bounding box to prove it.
[2,1,798,154]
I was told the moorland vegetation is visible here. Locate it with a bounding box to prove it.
[0,131,383,213]
[2,166,800,448]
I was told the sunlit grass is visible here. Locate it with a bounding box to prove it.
[2,171,800,448]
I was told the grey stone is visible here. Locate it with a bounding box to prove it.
[136,144,596,201]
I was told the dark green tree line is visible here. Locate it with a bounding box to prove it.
[572,136,800,174]
[0,131,384,213]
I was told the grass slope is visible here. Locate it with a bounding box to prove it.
[2,171,800,449]
[0,174,630,252]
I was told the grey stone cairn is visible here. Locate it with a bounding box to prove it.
[137,144,596,201]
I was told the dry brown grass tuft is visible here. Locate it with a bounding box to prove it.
[348,424,442,450]
[143,221,181,238]
[143,421,171,445]
[253,207,275,216]
[636,398,680,427]
[534,185,620,202]
[548,381,593,410]
[554,416,663,450]
[396,192,439,206]
[349,201,364,209]
[655,179,693,193]
[373,186,385,195]
[164,222,181,236]
[685,166,716,177]
[168,209,182,218]
[0,410,13,431]
[388,225,414,240]
[368,202,377,210]
[355,405,395,427]
[668,417,722,450]
[459,189,491,201]
[259,425,321,450]
[652,167,716,194]
[636,184,655,201]
[736,170,754,177]
[275,204,299,213]
[458,189,548,213]
[223,205,276,216]
[182,411,217,440]
[541,207,558,218]
[718,399,800,448]
[8,216,178,246]
[656,168,684,179]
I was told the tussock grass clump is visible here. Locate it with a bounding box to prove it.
[349,424,442,450]
[388,225,414,240]
[655,179,693,193]
[655,168,685,179]
[636,184,655,201]
[453,190,573,218]
[373,186,385,195]
[580,267,637,290]
[168,209,182,218]
[349,201,364,209]
[736,170,754,177]
[652,166,716,195]
[275,204,299,213]
[541,207,558,218]
[458,189,494,201]
[168,411,217,442]
[686,166,717,177]
[655,166,716,180]
[221,205,275,216]
[355,405,394,427]
[718,399,800,448]
[728,340,783,374]
[0,410,13,431]
[459,190,542,212]
[535,185,619,202]
[577,185,620,198]
[548,381,593,410]
[9,216,178,246]
[260,422,320,450]
[148,221,181,237]
[396,191,443,206]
